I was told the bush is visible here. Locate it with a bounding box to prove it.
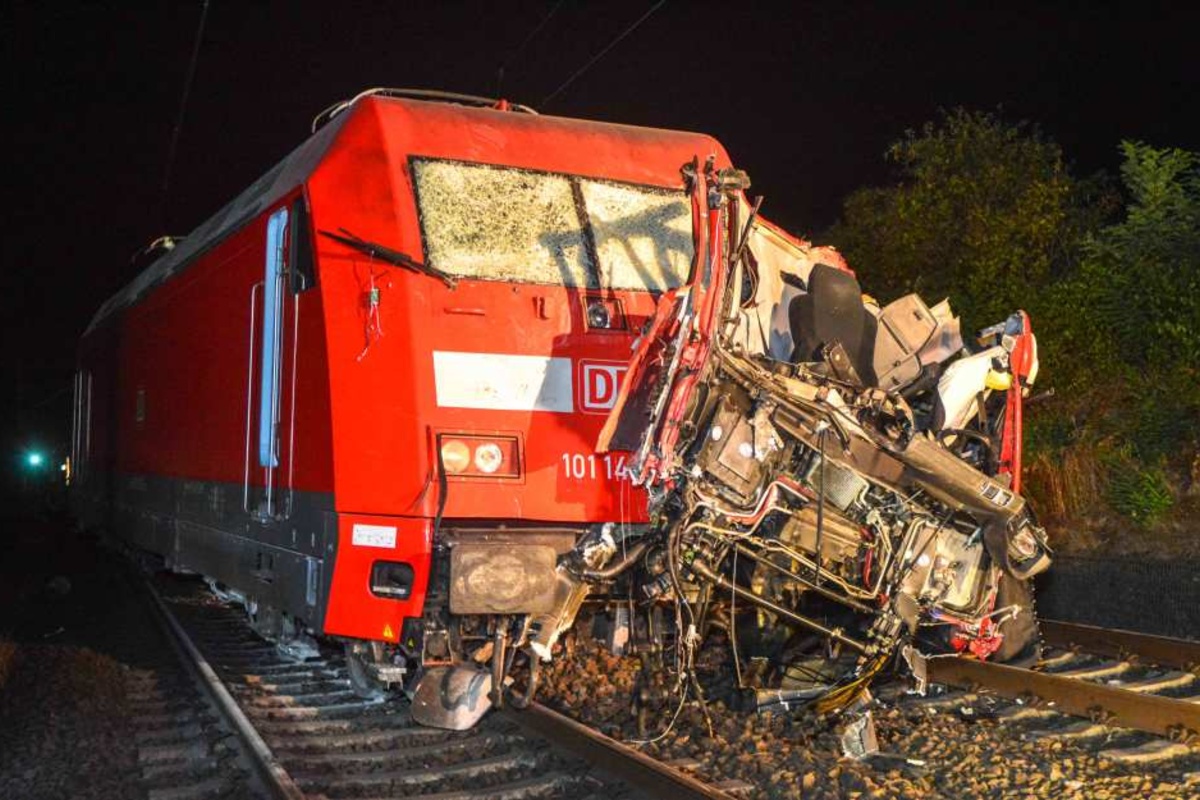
[830,123,1200,544]
[1103,452,1174,525]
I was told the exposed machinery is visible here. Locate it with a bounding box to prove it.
[542,158,1050,722]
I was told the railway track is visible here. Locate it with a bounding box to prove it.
[136,565,1200,797]
[905,619,1200,765]
[103,564,262,800]
[143,573,747,800]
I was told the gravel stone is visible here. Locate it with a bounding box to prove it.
[536,629,1200,799]
[0,516,141,799]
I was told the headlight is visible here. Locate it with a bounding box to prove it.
[436,433,521,479]
[583,295,626,331]
[587,300,611,329]
[1004,516,1051,578]
[1008,526,1041,561]
[440,439,471,474]
[474,443,504,474]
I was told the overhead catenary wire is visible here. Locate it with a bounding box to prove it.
[160,0,210,230]
[540,0,667,107]
[496,0,564,97]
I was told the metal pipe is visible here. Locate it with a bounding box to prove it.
[687,560,869,653]
[265,251,284,514]
[490,618,509,709]
[731,544,875,614]
[508,647,541,709]
[814,426,827,585]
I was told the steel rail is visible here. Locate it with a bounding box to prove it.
[1039,619,1200,674]
[142,578,307,800]
[925,657,1200,744]
[502,703,736,800]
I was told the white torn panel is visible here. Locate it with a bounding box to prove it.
[433,351,573,412]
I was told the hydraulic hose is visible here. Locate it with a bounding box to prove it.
[581,541,650,580]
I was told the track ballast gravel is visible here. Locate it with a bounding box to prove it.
[536,633,1200,800]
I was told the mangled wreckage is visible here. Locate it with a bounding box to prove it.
[74,88,1050,735]
[427,157,1052,728]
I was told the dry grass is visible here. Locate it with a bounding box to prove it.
[1026,445,1107,522]
[1026,442,1200,559]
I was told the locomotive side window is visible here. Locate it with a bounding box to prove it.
[411,158,694,292]
[258,207,288,468]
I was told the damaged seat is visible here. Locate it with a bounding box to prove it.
[871,293,941,393]
[788,264,943,394]
[788,263,878,384]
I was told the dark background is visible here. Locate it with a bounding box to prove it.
[2,1,1197,484]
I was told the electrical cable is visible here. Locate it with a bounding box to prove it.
[160,0,210,229]
[729,546,744,688]
[664,519,714,737]
[540,0,666,107]
[433,445,449,541]
[496,0,564,96]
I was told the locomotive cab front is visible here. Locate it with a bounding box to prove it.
[297,93,733,726]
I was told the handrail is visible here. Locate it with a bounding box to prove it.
[284,294,300,518]
[243,281,262,514]
[312,87,537,132]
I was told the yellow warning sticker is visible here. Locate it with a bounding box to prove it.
[382,624,395,640]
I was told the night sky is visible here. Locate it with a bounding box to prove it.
[3,2,1197,476]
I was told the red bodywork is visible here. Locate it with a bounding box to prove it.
[998,311,1036,494]
[74,95,733,646]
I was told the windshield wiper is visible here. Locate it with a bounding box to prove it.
[319,227,457,288]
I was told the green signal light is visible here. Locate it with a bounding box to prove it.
[26,452,44,468]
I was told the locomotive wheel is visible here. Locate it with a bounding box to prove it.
[345,642,387,699]
[992,574,1041,667]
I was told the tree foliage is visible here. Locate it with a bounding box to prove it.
[1048,143,1200,464]
[829,108,1087,329]
[1081,143,1200,373]
[828,114,1200,531]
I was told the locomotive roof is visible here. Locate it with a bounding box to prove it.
[86,94,721,335]
[84,111,351,335]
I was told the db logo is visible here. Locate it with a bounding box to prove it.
[579,361,628,413]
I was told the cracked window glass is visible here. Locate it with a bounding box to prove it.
[412,158,694,291]
[580,180,693,292]
[413,159,594,286]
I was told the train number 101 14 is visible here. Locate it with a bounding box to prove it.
[559,452,629,482]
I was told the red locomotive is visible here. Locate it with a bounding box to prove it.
[72,90,731,723]
[74,89,1048,730]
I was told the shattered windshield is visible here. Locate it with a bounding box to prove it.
[412,158,693,291]
[579,179,692,292]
